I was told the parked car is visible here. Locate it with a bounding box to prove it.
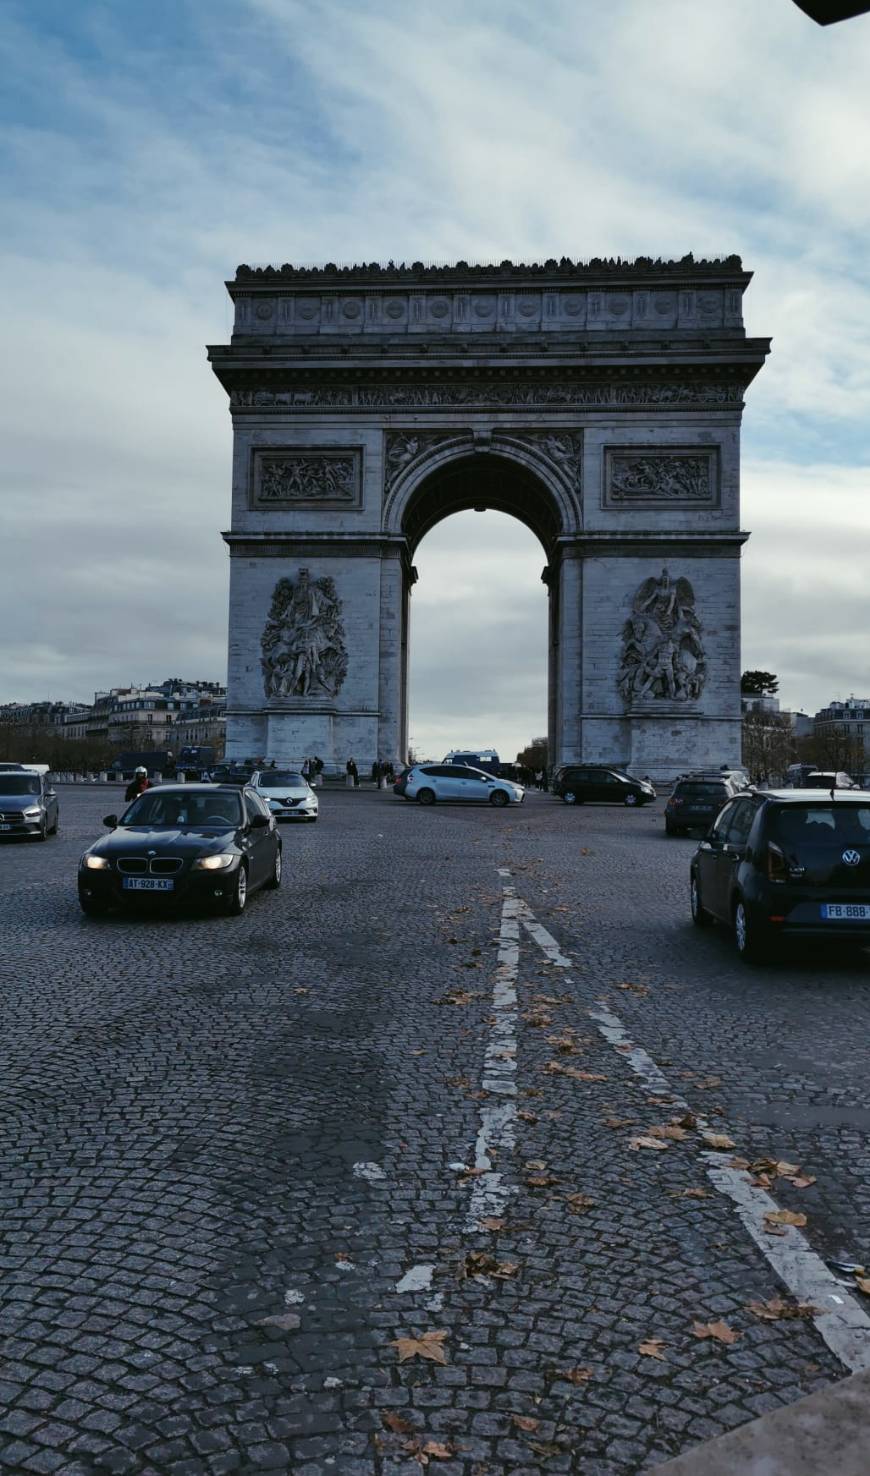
[796,771,858,791]
[690,788,870,962]
[553,765,656,807]
[0,770,59,841]
[402,764,524,806]
[77,784,280,917]
[665,774,748,835]
[249,768,318,822]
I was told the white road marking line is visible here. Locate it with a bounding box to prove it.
[503,874,870,1374]
[464,885,520,1231]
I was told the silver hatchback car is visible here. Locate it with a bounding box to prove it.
[403,763,524,807]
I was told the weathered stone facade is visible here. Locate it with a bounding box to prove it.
[208,258,769,780]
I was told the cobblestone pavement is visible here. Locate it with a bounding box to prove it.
[1,784,869,1475]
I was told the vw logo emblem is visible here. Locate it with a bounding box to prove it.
[843,849,861,866]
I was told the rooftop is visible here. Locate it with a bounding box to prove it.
[232,254,747,286]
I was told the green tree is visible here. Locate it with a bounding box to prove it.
[741,670,779,696]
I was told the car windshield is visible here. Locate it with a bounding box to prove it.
[0,776,40,795]
[122,791,242,828]
[772,805,870,847]
[258,771,305,786]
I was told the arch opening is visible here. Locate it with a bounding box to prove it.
[398,451,565,558]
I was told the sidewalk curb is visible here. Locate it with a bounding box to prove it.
[652,1366,870,1475]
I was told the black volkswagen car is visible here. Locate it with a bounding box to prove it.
[690,788,870,962]
[78,784,281,917]
[665,773,747,835]
[553,765,656,807]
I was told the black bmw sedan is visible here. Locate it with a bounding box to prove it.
[78,784,281,918]
[691,788,870,962]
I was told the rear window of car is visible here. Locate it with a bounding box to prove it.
[675,783,728,798]
[771,804,870,845]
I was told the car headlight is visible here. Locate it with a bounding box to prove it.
[23,806,42,818]
[84,854,110,870]
[193,853,235,871]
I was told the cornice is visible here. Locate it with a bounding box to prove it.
[229,255,749,289]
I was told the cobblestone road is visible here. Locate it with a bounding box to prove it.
[2,785,869,1475]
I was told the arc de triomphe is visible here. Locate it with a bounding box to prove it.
[208,258,769,780]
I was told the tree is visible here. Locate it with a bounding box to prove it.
[741,670,779,697]
[516,736,548,771]
[742,709,792,784]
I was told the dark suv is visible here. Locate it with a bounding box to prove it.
[665,774,747,835]
[553,766,656,807]
[690,789,870,962]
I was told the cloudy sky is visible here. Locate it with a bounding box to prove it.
[3,0,870,761]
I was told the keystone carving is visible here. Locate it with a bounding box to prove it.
[618,569,706,705]
[261,570,348,699]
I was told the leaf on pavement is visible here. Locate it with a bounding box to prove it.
[855,1277,870,1296]
[523,1011,553,1028]
[563,1068,608,1082]
[511,1415,539,1432]
[603,1116,635,1129]
[517,1109,539,1123]
[564,1193,596,1214]
[563,1365,593,1384]
[524,1160,547,1171]
[764,1209,807,1231]
[787,1175,816,1189]
[692,1320,740,1344]
[669,1187,710,1199]
[546,1035,582,1055]
[382,1411,416,1435]
[646,1124,689,1140]
[437,991,479,1006]
[526,1173,560,1189]
[695,1076,723,1089]
[749,1298,818,1321]
[479,1217,507,1231]
[638,1338,667,1360]
[616,982,649,996]
[462,1251,519,1281]
[701,1132,735,1151]
[629,1136,671,1152]
[391,1330,449,1364]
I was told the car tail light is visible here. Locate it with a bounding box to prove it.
[767,843,787,882]
[668,797,683,809]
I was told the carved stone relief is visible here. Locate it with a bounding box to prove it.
[251,450,362,508]
[618,569,706,705]
[384,433,460,496]
[606,449,716,506]
[261,570,348,700]
[232,380,741,413]
[508,432,582,492]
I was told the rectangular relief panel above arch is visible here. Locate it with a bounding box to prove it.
[249,446,365,510]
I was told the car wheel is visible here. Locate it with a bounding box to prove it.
[225,863,248,915]
[79,893,108,917]
[562,790,578,805]
[624,792,639,807]
[266,846,282,889]
[690,874,712,928]
[50,814,59,835]
[417,788,436,806]
[36,818,48,841]
[733,897,768,963]
[490,789,509,807]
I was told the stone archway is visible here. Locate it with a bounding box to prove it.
[381,440,575,765]
[209,257,769,780]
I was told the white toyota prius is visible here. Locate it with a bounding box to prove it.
[403,763,524,807]
[249,769,319,822]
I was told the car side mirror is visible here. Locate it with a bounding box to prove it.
[249,813,270,829]
[103,814,118,828]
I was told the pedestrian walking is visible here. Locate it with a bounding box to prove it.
[124,766,150,803]
[301,758,311,782]
[371,759,380,785]
[541,765,549,792]
[346,757,359,789]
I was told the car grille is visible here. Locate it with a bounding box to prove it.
[0,811,29,822]
[279,798,301,807]
[117,857,184,876]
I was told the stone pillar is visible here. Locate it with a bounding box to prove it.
[376,547,406,767]
[554,552,583,764]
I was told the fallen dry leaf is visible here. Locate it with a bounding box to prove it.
[382,1411,415,1435]
[462,1252,519,1281]
[517,1109,539,1123]
[749,1298,818,1322]
[563,1366,593,1384]
[391,1330,449,1364]
[511,1415,539,1433]
[561,1067,607,1082]
[526,1174,560,1189]
[669,1187,710,1200]
[527,1442,563,1458]
[764,1209,807,1231]
[437,991,479,1006]
[701,1132,736,1151]
[478,1216,507,1231]
[647,1124,689,1141]
[629,1135,671,1152]
[696,1076,723,1089]
[524,1159,547,1171]
[855,1277,870,1296]
[292,987,309,995]
[692,1320,740,1344]
[603,1116,635,1129]
[564,1193,596,1214]
[638,1338,667,1360]
[788,1175,816,1189]
[616,982,650,996]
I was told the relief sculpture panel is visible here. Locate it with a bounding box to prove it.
[605,448,717,507]
[261,569,348,699]
[252,449,362,508]
[618,569,706,705]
